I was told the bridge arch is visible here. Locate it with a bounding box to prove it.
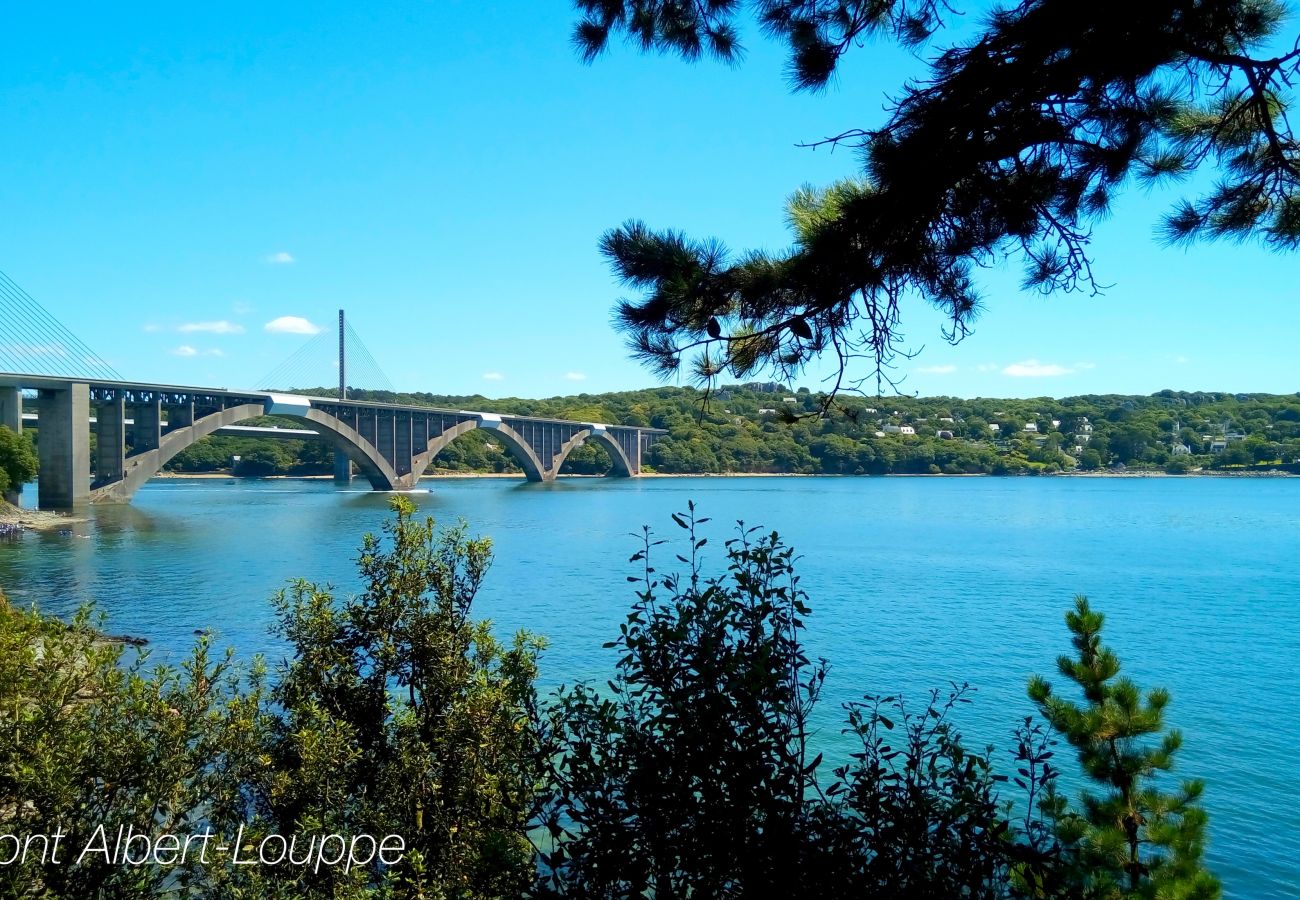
[410,418,549,482]
[556,427,635,478]
[90,402,403,502]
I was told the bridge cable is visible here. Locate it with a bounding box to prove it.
[0,285,69,377]
[0,271,122,379]
[0,270,123,380]
[253,317,398,397]
[254,331,334,393]
[342,321,396,394]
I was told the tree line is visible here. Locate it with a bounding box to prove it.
[158,385,1300,478]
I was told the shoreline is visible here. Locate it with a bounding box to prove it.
[0,501,86,530]
[143,468,1293,482]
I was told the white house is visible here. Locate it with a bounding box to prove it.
[899,425,916,435]
[1024,423,1039,433]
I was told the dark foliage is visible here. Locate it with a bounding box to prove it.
[572,1,1300,394]
[532,505,1087,898]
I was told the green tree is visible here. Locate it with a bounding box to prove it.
[535,506,1075,898]
[0,425,38,501]
[535,504,833,897]
[573,0,1298,391]
[233,444,292,477]
[1028,597,1219,899]
[210,496,545,899]
[0,595,242,898]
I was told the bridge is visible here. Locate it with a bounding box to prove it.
[0,274,667,508]
[0,374,666,508]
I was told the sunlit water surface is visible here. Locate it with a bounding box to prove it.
[4,475,1298,897]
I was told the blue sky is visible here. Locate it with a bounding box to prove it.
[2,1,1295,399]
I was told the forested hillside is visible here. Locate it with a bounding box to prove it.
[159,384,1300,477]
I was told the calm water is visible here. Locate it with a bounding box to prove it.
[4,476,1298,897]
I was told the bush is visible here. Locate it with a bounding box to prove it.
[207,496,546,899]
[0,426,38,497]
[533,506,1078,899]
[0,594,240,898]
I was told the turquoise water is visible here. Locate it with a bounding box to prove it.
[3,476,1298,897]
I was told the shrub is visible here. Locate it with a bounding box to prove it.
[207,496,546,899]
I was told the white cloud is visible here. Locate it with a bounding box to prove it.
[563,371,587,381]
[482,372,505,382]
[1002,359,1075,377]
[264,316,322,335]
[170,345,223,358]
[143,323,164,333]
[179,320,245,334]
[265,251,295,264]
[976,363,1000,373]
[1074,361,1096,370]
[916,364,957,375]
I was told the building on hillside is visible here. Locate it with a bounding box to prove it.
[1024,423,1039,433]
[899,425,916,435]
[937,430,954,439]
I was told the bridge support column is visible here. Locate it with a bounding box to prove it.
[94,396,127,486]
[1,387,21,504]
[166,401,194,431]
[37,383,90,509]
[333,450,352,483]
[131,397,162,453]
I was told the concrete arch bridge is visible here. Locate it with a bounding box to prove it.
[0,376,665,508]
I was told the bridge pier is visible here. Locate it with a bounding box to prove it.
[333,450,352,483]
[37,383,91,509]
[167,400,195,430]
[130,396,162,453]
[94,394,127,487]
[1,387,22,504]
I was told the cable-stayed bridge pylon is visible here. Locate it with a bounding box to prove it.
[255,310,395,399]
